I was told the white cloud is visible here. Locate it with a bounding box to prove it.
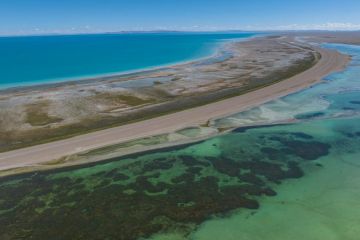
[270,22,360,31]
[2,22,360,36]
[171,22,360,31]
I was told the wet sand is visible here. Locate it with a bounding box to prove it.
[289,31,360,45]
[0,43,350,172]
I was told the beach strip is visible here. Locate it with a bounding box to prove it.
[0,45,350,172]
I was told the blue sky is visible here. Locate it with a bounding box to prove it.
[1,0,360,35]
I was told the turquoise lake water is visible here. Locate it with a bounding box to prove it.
[1,44,360,239]
[0,32,254,89]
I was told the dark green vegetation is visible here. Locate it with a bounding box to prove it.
[295,111,326,120]
[0,52,318,153]
[94,92,155,106]
[25,102,63,126]
[0,124,331,240]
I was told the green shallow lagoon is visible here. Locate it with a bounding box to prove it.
[1,118,360,239]
[1,44,360,239]
[190,118,360,240]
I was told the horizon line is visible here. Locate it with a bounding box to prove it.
[1,29,360,38]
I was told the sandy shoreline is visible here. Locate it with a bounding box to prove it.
[0,40,350,173]
[0,35,320,152]
[0,36,231,94]
[0,34,260,94]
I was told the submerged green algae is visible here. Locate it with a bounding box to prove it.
[0,118,343,240]
[191,119,360,240]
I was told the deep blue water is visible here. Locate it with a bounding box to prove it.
[0,32,255,89]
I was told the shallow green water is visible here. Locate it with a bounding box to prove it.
[0,44,360,239]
